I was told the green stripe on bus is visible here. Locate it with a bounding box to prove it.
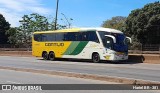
[70,41,88,55]
[63,42,80,55]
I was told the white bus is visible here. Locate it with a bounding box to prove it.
[32,27,131,62]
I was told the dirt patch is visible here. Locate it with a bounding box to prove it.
[129,54,160,64]
[0,51,32,57]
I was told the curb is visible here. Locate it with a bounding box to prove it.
[0,66,160,84]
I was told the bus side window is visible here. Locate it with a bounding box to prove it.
[76,32,82,41]
[81,32,87,41]
[34,34,42,41]
[50,33,56,41]
[56,33,64,41]
[41,34,48,42]
[75,32,80,41]
[64,32,77,41]
[87,31,99,43]
[64,33,68,41]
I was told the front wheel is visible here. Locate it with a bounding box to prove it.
[92,53,100,63]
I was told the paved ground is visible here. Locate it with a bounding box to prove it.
[0,56,160,83]
[0,69,115,84]
[0,69,159,93]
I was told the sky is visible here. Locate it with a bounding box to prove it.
[0,0,159,27]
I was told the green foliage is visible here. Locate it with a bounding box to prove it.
[6,27,31,47]
[124,1,160,44]
[19,13,51,32]
[6,27,18,44]
[6,13,67,47]
[0,14,10,44]
[6,13,52,47]
[102,16,126,31]
[6,13,53,46]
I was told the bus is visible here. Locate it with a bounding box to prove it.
[32,28,131,62]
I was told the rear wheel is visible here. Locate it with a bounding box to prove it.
[49,52,55,61]
[92,53,100,63]
[42,52,48,60]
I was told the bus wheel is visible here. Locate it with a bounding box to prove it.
[42,52,48,60]
[92,53,100,63]
[49,52,55,61]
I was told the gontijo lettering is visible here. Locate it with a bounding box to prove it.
[45,43,64,46]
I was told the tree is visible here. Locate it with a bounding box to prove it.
[6,27,26,47]
[18,13,57,47]
[124,1,160,44]
[0,14,10,44]
[6,13,53,47]
[19,13,51,32]
[102,16,127,31]
[6,27,18,45]
[6,13,67,47]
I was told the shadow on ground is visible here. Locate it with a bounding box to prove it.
[37,55,145,65]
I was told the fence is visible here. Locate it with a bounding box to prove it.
[0,44,31,51]
[129,44,160,54]
[142,44,160,51]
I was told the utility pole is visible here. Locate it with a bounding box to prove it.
[54,0,59,30]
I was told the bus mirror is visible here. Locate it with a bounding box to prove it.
[126,37,132,44]
[105,35,116,43]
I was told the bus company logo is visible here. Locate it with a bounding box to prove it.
[45,43,64,47]
[2,85,11,90]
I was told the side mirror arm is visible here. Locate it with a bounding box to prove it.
[105,35,116,43]
[126,37,132,43]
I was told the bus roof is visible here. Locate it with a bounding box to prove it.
[33,27,123,34]
[80,27,123,34]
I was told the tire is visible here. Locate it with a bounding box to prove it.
[49,52,55,61]
[92,53,100,63]
[42,52,48,60]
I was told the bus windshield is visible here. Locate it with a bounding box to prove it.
[99,31,128,52]
[112,33,126,45]
[111,33,128,52]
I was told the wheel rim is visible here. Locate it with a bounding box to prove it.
[43,53,48,60]
[49,53,55,61]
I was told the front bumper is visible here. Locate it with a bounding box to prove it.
[103,54,128,61]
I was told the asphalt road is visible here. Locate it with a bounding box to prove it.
[0,69,159,93]
[0,56,160,82]
[0,69,114,84]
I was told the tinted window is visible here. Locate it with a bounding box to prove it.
[98,31,110,40]
[34,34,42,41]
[64,32,79,41]
[98,31,110,46]
[79,31,99,42]
[46,34,56,41]
[111,33,126,45]
[49,34,56,41]
[34,31,99,42]
[87,31,99,42]
[64,32,73,41]
[41,34,55,41]
[80,32,87,41]
[34,33,56,42]
[56,33,64,41]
